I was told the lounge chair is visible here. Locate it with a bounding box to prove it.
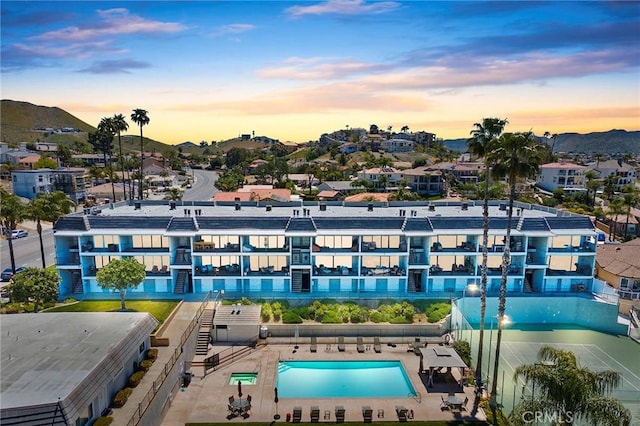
[373,337,382,353]
[292,406,302,423]
[412,337,422,354]
[335,405,345,423]
[462,396,469,411]
[362,405,373,423]
[440,395,450,410]
[357,336,365,353]
[338,336,345,352]
[396,405,408,422]
[310,336,317,353]
[310,406,320,423]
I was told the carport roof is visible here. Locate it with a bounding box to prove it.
[214,304,261,325]
[419,346,468,369]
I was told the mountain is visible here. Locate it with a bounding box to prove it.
[0,99,174,154]
[443,130,640,154]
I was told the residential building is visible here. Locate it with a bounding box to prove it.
[357,166,403,190]
[536,162,587,193]
[428,162,484,184]
[587,159,637,191]
[12,168,86,202]
[0,312,157,426]
[53,200,601,303]
[401,167,444,196]
[596,238,640,314]
[381,138,414,153]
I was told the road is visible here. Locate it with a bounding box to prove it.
[1,228,55,274]
[182,169,218,201]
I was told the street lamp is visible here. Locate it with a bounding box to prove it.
[486,314,510,385]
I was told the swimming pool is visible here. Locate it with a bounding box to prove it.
[277,361,417,398]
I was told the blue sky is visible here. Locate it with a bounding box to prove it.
[2,1,639,144]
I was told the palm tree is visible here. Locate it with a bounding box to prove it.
[401,125,409,133]
[131,108,150,200]
[97,117,117,202]
[467,117,508,396]
[28,191,75,268]
[603,174,618,200]
[621,185,639,241]
[606,198,625,241]
[112,113,129,201]
[488,131,542,409]
[0,188,28,273]
[585,170,600,207]
[510,346,630,425]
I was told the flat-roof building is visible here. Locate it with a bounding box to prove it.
[0,312,157,426]
[52,200,600,300]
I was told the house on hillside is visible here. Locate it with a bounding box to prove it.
[587,159,637,192]
[381,138,414,153]
[596,238,640,314]
[536,162,587,194]
[357,166,403,191]
[11,168,86,202]
[401,167,444,196]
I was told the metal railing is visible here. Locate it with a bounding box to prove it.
[126,291,211,426]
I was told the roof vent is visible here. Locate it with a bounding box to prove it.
[319,203,327,211]
[367,203,373,212]
[266,205,272,212]
[234,197,240,202]
[235,203,241,211]
[428,204,435,211]
[134,202,141,210]
[399,209,405,217]
[411,210,417,217]
[499,202,507,211]
[461,202,468,211]
[170,201,176,210]
[83,208,91,215]
[236,309,241,315]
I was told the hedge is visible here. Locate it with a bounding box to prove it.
[145,348,158,361]
[93,416,113,426]
[128,371,145,388]
[111,388,132,408]
[140,360,153,372]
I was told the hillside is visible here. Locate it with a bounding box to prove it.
[443,130,640,154]
[0,99,175,154]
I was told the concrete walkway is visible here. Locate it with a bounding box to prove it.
[110,301,205,425]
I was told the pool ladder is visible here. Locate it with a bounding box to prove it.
[412,391,422,403]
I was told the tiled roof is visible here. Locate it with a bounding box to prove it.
[53,216,88,231]
[597,240,640,278]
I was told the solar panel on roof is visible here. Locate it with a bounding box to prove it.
[286,218,316,232]
[545,217,594,230]
[197,217,289,230]
[403,218,433,232]
[168,217,197,231]
[520,218,550,232]
[430,217,484,230]
[313,217,405,230]
[53,216,88,231]
[87,216,171,229]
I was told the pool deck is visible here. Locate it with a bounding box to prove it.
[162,338,487,424]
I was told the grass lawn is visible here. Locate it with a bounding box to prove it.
[45,300,179,325]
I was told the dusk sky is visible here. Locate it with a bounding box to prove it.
[2,1,639,145]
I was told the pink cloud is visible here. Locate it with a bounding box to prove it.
[31,8,185,42]
[286,0,400,18]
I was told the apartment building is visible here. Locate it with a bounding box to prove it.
[53,200,599,300]
[536,162,587,193]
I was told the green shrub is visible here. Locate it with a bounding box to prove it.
[111,388,132,408]
[369,311,385,323]
[293,306,311,319]
[426,302,450,323]
[139,360,153,372]
[145,348,158,361]
[282,311,302,324]
[62,297,77,304]
[261,302,272,322]
[321,311,342,323]
[128,371,145,388]
[92,416,113,426]
[452,340,472,366]
[3,305,20,314]
[42,301,56,309]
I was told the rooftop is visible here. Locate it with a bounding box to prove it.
[53,201,596,235]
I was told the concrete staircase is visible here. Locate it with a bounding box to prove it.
[195,307,215,356]
[174,271,188,294]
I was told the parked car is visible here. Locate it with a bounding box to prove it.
[1,266,27,281]
[10,229,28,239]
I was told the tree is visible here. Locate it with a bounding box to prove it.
[510,346,630,426]
[606,198,625,241]
[97,117,118,202]
[131,108,150,200]
[33,156,58,169]
[488,131,542,409]
[585,170,600,207]
[164,187,183,201]
[369,124,379,134]
[88,126,115,200]
[0,188,28,273]
[28,191,75,268]
[95,258,146,311]
[603,174,618,200]
[401,125,409,133]
[467,117,508,397]
[621,185,639,241]
[112,113,130,201]
[6,267,59,312]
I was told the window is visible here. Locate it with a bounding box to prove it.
[139,342,145,353]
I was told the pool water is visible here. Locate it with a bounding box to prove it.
[277,361,417,398]
[228,373,258,385]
